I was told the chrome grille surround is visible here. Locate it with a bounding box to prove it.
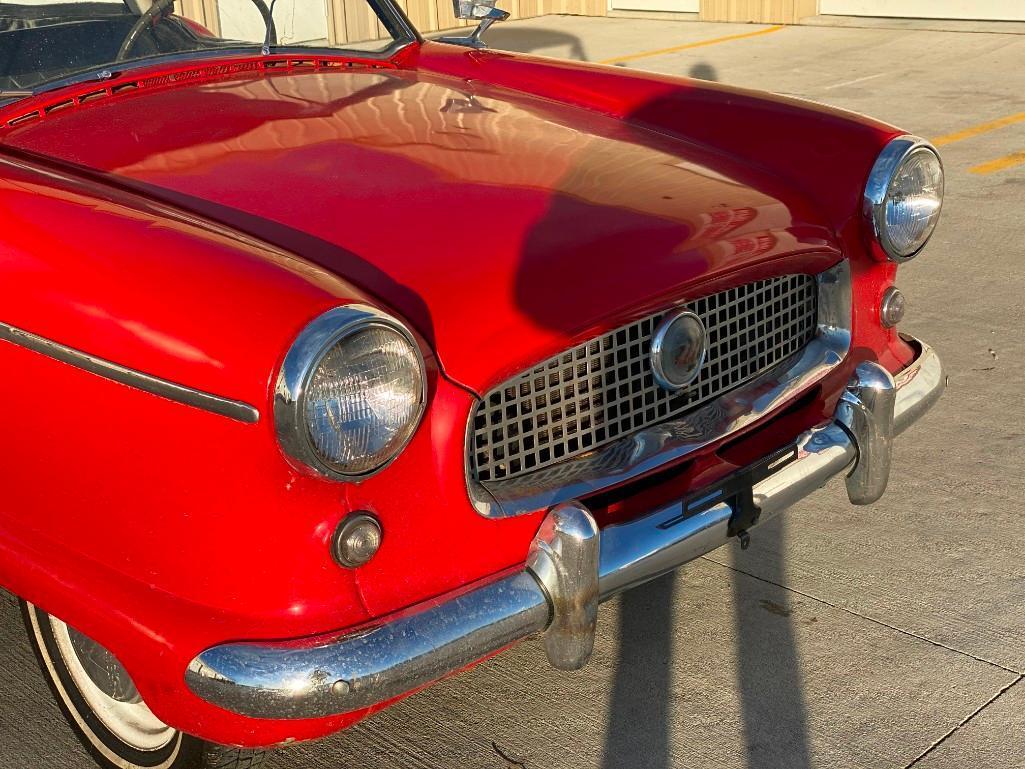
[468,261,852,518]
[472,274,818,484]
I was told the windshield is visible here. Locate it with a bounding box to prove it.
[0,0,414,92]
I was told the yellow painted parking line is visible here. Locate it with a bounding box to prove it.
[970,151,1025,175]
[598,25,785,66]
[933,111,1025,147]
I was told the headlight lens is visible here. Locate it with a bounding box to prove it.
[276,306,426,479]
[305,325,423,475]
[882,147,943,256]
[865,136,944,262]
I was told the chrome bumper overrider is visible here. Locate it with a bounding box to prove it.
[186,337,943,721]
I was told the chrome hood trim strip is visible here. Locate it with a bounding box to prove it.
[0,321,260,424]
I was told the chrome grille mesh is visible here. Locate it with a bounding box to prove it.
[471,274,819,483]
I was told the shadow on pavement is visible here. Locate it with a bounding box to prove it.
[601,572,677,769]
[599,519,813,769]
[482,27,588,61]
[689,62,718,81]
[733,517,812,769]
[514,56,812,769]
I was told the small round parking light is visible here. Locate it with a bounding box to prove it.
[880,287,906,328]
[332,513,382,568]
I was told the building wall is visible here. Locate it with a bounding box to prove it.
[398,0,607,35]
[179,0,606,43]
[178,0,1025,41]
[820,0,1025,21]
[179,0,221,36]
[699,0,818,23]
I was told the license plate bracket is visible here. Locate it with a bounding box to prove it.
[656,442,801,546]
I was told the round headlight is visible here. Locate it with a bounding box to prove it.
[275,305,426,479]
[864,136,944,262]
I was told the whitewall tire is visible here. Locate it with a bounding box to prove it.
[21,601,266,769]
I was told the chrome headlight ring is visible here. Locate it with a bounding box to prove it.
[275,304,427,481]
[864,135,944,263]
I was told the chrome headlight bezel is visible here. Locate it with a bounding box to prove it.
[863,135,944,263]
[275,304,427,481]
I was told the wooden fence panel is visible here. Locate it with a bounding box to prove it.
[175,0,604,44]
[700,0,817,22]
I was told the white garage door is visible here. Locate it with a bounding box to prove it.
[821,0,1025,21]
[611,0,698,14]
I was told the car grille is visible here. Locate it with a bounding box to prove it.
[470,273,819,484]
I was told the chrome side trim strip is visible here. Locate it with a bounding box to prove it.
[468,260,852,518]
[0,321,260,424]
[185,336,942,721]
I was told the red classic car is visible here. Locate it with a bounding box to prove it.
[0,1,944,767]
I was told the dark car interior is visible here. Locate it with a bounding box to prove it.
[0,2,225,91]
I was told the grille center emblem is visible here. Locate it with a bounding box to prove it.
[651,310,708,391]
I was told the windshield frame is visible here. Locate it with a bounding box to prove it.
[0,0,422,101]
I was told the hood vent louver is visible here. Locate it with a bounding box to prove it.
[43,98,74,114]
[2,56,394,131]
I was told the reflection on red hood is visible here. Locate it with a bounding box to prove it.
[3,66,838,393]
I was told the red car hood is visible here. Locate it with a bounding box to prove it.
[3,67,838,394]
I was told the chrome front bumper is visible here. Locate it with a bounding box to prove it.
[186,338,944,721]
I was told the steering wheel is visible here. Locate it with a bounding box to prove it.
[116,0,277,62]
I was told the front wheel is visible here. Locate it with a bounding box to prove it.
[21,601,266,769]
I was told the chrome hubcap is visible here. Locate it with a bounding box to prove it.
[50,616,176,752]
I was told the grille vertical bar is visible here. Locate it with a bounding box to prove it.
[471,274,819,483]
